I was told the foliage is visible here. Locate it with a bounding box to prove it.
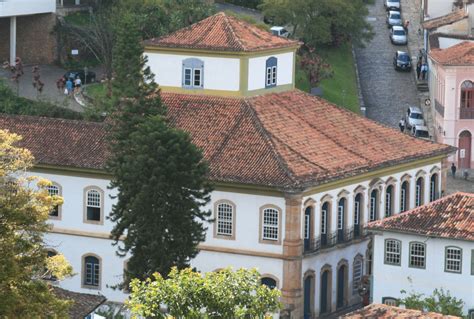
[219,0,263,9]
[0,130,73,317]
[298,45,333,87]
[223,10,270,31]
[0,80,85,120]
[128,267,282,318]
[398,288,464,317]
[260,0,373,48]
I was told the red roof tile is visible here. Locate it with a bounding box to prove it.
[430,41,474,65]
[0,115,107,171]
[144,12,300,52]
[343,304,460,318]
[0,90,455,190]
[368,192,474,241]
[422,9,468,30]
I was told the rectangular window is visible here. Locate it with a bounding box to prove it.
[430,181,435,202]
[321,209,327,234]
[304,214,310,239]
[263,209,279,240]
[217,204,233,236]
[271,66,277,85]
[409,242,426,268]
[415,185,421,207]
[385,192,392,217]
[337,205,343,230]
[86,190,101,222]
[370,197,376,221]
[184,68,192,86]
[354,201,360,225]
[85,262,99,286]
[445,247,462,273]
[385,239,401,265]
[352,260,363,294]
[47,185,59,217]
[266,67,272,86]
[400,188,406,212]
[193,68,202,87]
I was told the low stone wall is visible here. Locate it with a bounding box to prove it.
[0,13,57,65]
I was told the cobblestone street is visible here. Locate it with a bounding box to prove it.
[355,0,419,128]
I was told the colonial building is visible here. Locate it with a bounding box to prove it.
[368,192,473,316]
[428,41,474,169]
[0,13,455,318]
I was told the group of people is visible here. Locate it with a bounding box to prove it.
[416,59,428,80]
[56,76,82,96]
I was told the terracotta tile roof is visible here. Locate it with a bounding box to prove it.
[368,192,474,241]
[0,114,107,171]
[52,287,106,319]
[428,32,474,50]
[422,9,468,30]
[0,90,455,190]
[144,12,300,52]
[430,41,474,65]
[342,304,460,318]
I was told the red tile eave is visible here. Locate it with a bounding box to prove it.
[146,42,302,53]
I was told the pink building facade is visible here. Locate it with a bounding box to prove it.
[429,41,474,169]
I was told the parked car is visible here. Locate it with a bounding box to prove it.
[412,125,430,140]
[270,26,290,38]
[64,70,96,84]
[386,11,402,28]
[393,51,412,71]
[384,0,400,11]
[390,26,407,45]
[406,106,424,129]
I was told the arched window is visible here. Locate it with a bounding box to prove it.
[384,239,401,266]
[400,181,409,212]
[415,177,424,207]
[352,255,363,295]
[261,277,277,289]
[265,57,277,88]
[182,58,204,89]
[46,183,61,219]
[385,185,394,217]
[430,173,438,202]
[83,255,100,288]
[321,201,330,247]
[261,207,280,242]
[215,201,235,238]
[337,198,346,243]
[84,187,103,224]
[370,189,378,221]
[461,80,474,108]
[354,193,363,238]
[409,242,426,269]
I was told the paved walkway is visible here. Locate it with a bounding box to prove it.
[0,64,84,112]
[354,0,419,128]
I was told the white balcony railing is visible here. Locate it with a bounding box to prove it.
[0,0,56,18]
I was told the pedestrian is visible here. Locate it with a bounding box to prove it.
[451,163,457,178]
[421,63,428,80]
[463,169,469,180]
[56,77,65,93]
[66,78,73,96]
[416,60,422,79]
[399,118,405,132]
[403,20,410,31]
[74,76,82,93]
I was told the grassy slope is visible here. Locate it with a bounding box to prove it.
[296,42,360,114]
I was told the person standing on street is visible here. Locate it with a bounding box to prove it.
[421,63,428,80]
[74,76,82,94]
[399,118,405,133]
[416,60,422,80]
[66,78,73,96]
[451,163,457,178]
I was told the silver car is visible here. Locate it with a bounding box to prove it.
[406,106,424,129]
[412,125,430,140]
[386,11,402,28]
[390,26,407,45]
[385,0,400,10]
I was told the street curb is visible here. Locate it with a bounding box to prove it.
[352,44,366,116]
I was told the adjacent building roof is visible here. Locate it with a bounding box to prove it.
[429,32,474,50]
[368,192,474,241]
[0,90,453,190]
[422,9,468,30]
[52,287,106,319]
[430,41,474,65]
[343,304,460,318]
[144,12,300,52]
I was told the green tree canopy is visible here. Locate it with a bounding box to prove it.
[128,267,282,318]
[398,288,464,317]
[260,0,373,47]
[0,130,73,317]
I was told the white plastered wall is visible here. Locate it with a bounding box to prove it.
[247,52,294,91]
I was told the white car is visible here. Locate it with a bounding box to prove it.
[412,125,430,140]
[270,26,290,38]
[406,106,424,129]
[385,0,400,11]
[390,26,407,45]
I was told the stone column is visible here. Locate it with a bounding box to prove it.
[441,158,448,196]
[9,16,16,66]
[281,193,303,318]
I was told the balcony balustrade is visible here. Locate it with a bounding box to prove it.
[304,224,369,255]
[460,107,474,119]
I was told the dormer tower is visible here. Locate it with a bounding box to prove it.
[144,12,301,97]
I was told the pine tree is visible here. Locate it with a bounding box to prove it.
[108,9,211,282]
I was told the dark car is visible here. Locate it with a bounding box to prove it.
[393,51,412,71]
[64,70,96,84]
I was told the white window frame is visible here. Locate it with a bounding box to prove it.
[445,246,462,273]
[370,195,377,221]
[262,208,279,241]
[321,207,327,234]
[216,203,234,237]
[337,204,344,230]
[304,214,310,239]
[354,201,360,225]
[400,187,406,212]
[182,58,204,89]
[46,183,61,219]
[385,239,401,266]
[352,257,363,295]
[409,242,426,269]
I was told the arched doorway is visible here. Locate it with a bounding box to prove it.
[337,263,348,309]
[458,130,472,169]
[303,274,314,319]
[320,267,332,314]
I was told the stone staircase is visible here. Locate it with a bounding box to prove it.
[416,79,429,92]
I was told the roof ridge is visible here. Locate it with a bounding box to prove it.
[222,13,246,51]
[242,99,299,188]
[0,113,104,126]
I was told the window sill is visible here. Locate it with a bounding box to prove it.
[259,238,281,245]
